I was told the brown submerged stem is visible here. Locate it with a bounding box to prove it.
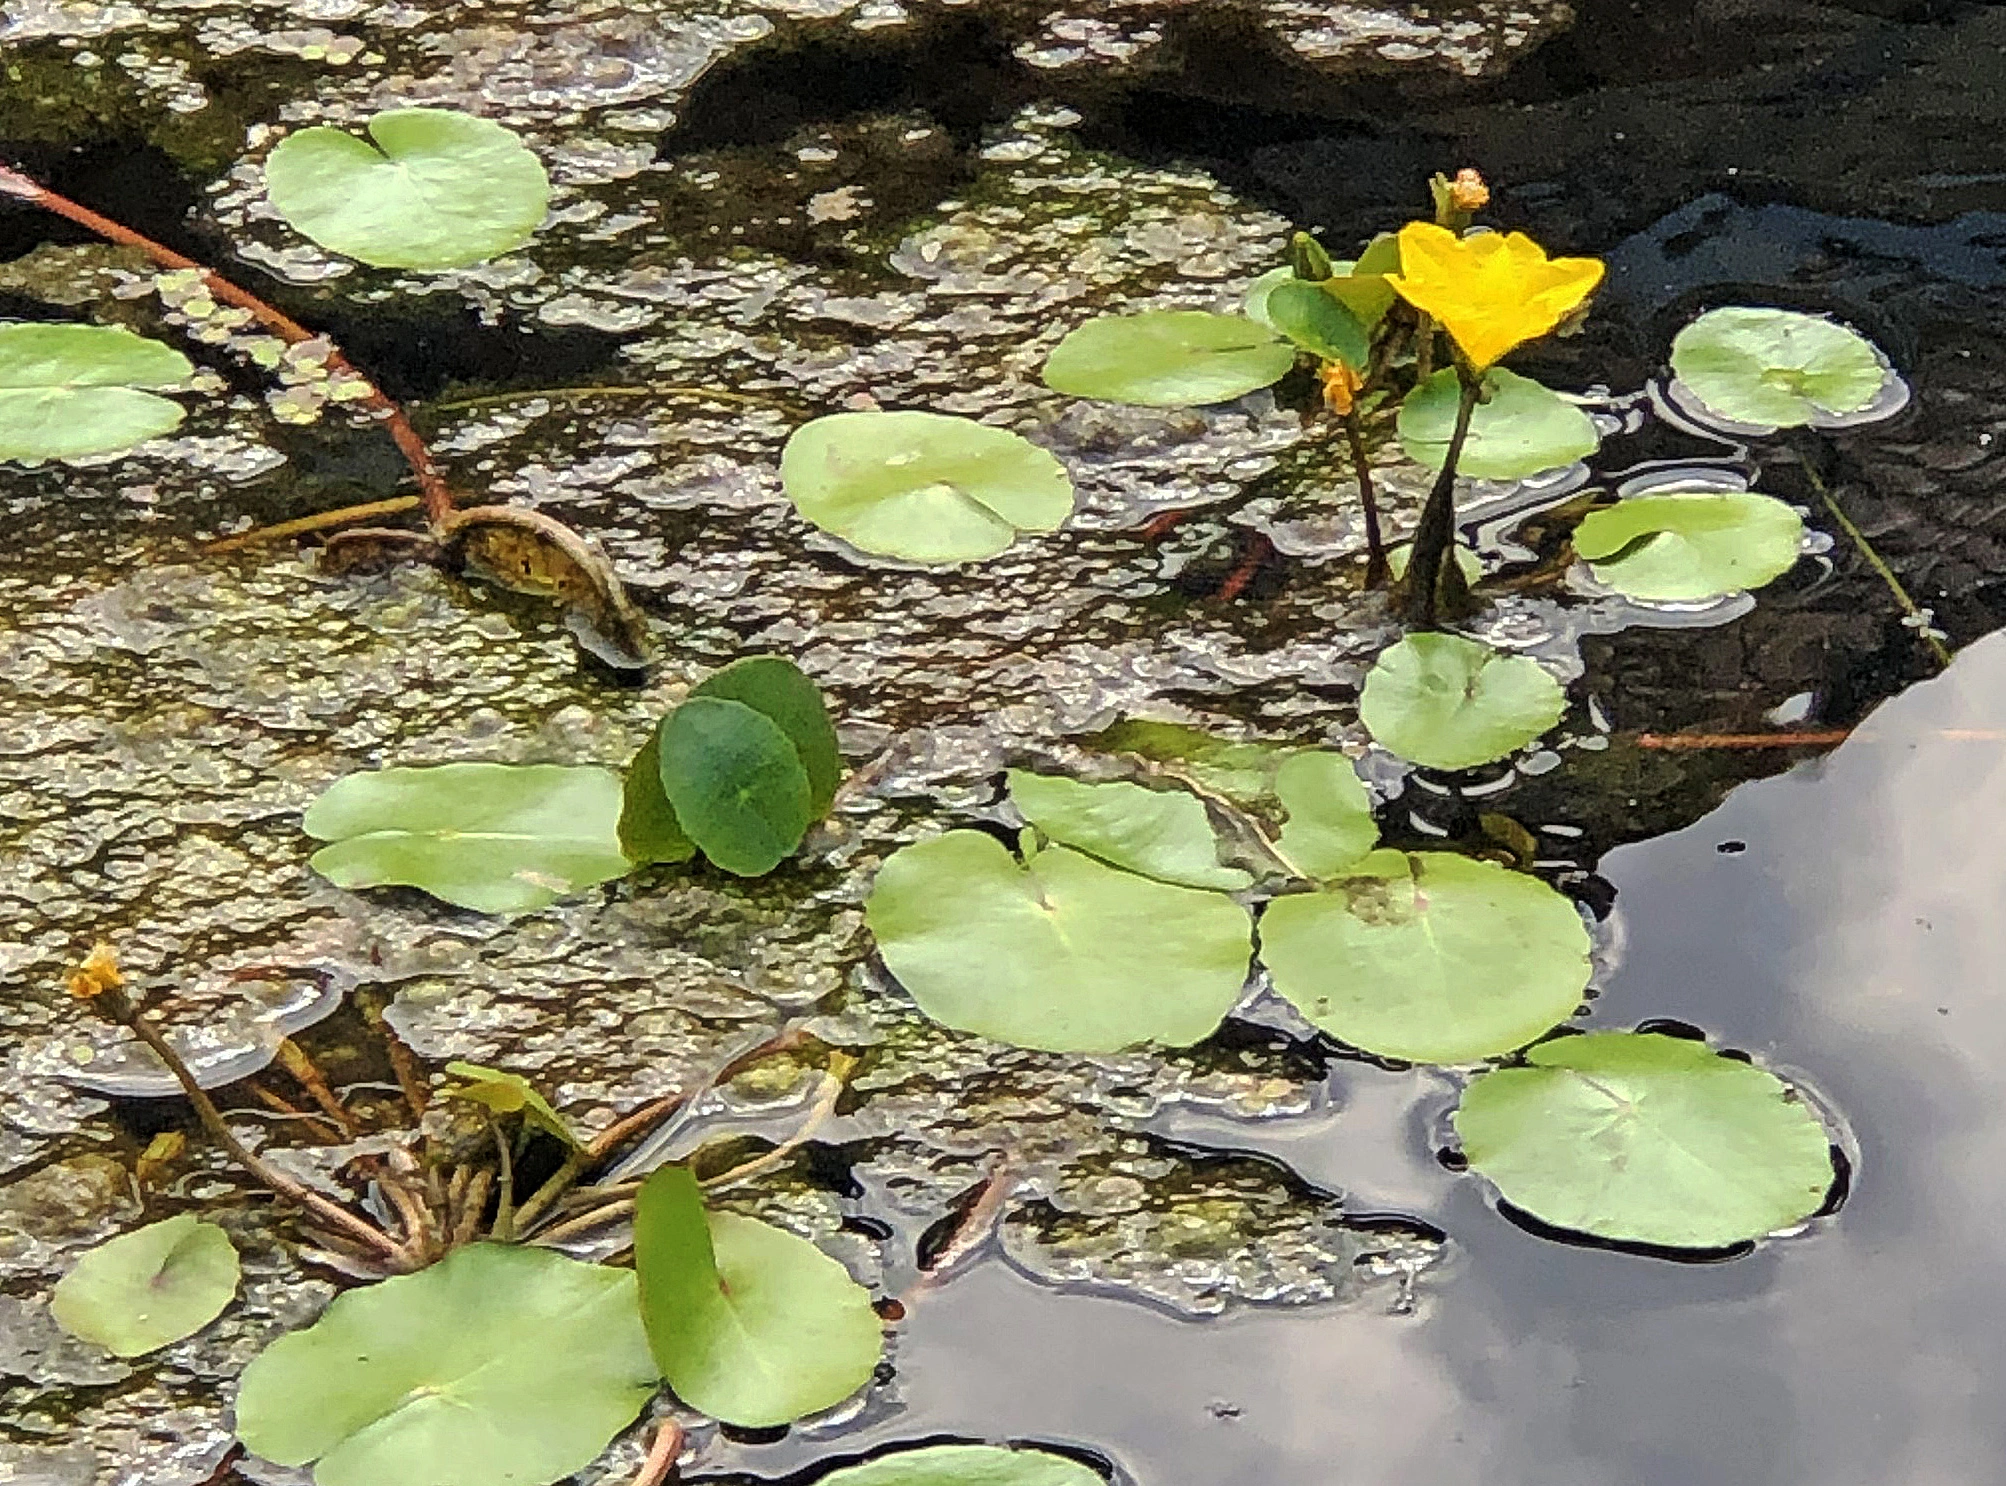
[627,1422,685,1486]
[1401,370,1483,627]
[0,164,455,526]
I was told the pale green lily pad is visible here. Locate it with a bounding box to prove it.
[865,831,1254,1052]
[1669,306,1889,429]
[234,1243,657,1486]
[781,410,1074,563]
[1041,311,1295,407]
[439,1062,580,1147]
[1260,850,1591,1063]
[635,1166,882,1427]
[1086,720,1292,808]
[51,1216,238,1357]
[1360,634,1566,771]
[1007,769,1249,890]
[265,108,550,270]
[1574,490,1805,601]
[814,1445,1105,1486]
[1400,368,1600,481]
[1454,1031,1837,1248]
[0,323,191,460]
[304,763,631,914]
[1272,751,1377,880]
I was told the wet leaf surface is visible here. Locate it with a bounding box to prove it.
[1007,769,1250,891]
[1574,490,1805,602]
[1359,634,1567,771]
[1669,307,1889,430]
[0,324,191,461]
[51,1216,239,1358]
[1042,312,1295,407]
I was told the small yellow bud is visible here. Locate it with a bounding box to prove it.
[1320,360,1364,416]
[66,941,123,1000]
[1450,169,1490,212]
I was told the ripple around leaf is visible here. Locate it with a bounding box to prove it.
[1669,306,1891,430]
[1359,634,1566,771]
[810,1445,1107,1486]
[781,410,1074,563]
[1041,310,1296,407]
[1007,769,1250,890]
[1573,489,1805,601]
[51,1216,239,1358]
[634,1167,882,1428]
[1260,849,1592,1063]
[1399,367,1600,481]
[1453,1031,1838,1248]
[234,1244,658,1486]
[865,831,1255,1052]
[0,323,191,460]
[264,108,550,270]
[303,762,631,914]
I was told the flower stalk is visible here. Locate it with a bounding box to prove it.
[1400,368,1483,627]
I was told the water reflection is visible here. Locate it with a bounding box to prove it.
[734,632,2006,1486]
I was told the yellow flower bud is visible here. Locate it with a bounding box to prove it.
[1450,168,1490,212]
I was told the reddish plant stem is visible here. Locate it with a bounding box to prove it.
[0,164,455,525]
[1636,730,1853,751]
[628,1423,685,1486]
[1217,532,1276,602]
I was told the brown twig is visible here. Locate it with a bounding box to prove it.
[1140,508,1195,543]
[627,1422,685,1486]
[0,164,455,524]
[357,989,429,1121]
[700,1051,857,1195]
[79,984,402,1260]
[274,1037,360,1136]
[1636,730,1853,750]
[205,496,424,553]
[902,1156,1017,1305]
[1216,532,1276,603]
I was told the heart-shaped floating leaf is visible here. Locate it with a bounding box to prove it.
[1260,850,1591,1063]
[781,410,1073,564]
[439,1062,580,1147]
[1454,1031,1837,1248]
[0,323,192,460]
[265,108,550,270]
[51,1215,238,1357]
[1007,770,1249,891]
[235,1243,657,1486]
[635,1166,882,1428]
[1263,281,1370,369]
[1360,634,1566,771]
[1669,306,1889,429]
[812,1445,1105,1486]
[1574,489,1804,601]
[867,831,1252,1051]
[1041,311,1295,407]
[656,697,814,877]
[304,763,631,914]
[1399,368,1600,481]
[1271,751,1377,880]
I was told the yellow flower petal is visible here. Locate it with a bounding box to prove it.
[1387,222,1604,370]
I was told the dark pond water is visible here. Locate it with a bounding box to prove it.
[5,0,2006,1482]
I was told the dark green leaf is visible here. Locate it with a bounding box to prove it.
[1264,281,1371,369]
[657,697,813,876]
[635,1166,882,1427]
[620,730,696,866]
[693,656,843,817]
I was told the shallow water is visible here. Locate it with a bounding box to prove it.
[5,0,2006,1481]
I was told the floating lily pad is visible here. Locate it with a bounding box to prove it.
[304,763,631,914]
[1454,1031,1837,1248]
[51,1216,238,1357]
[1260,850,1591,1063]
[635,1166,882,1428]
[1574,490,1805,601]
[439,1062,580,1147]
[865,831,1254,1052]
[1669,307,1888,429]
[1007,770,1249,891]
[1399,368,1600,481]
[1271,752,1377,880]
[1086,720,1292,808]
[1041,311,1295,407]
[235,1243,657,1486]
[814,1445,1105,1486]
[0,323,192,460]
[265,108,550,270]
[1360,634,1566,771]
[656,697,814,877]
[781,411,1073,564]
[1263,281,1371,368]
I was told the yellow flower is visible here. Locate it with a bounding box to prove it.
[1387,222,1604,370]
